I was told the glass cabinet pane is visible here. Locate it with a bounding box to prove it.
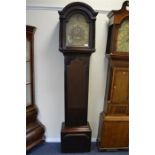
[66,13,89,47]
[26,84,32,106]
[26,38,31,61]
[26,36,31,106]
[26,62,31,83]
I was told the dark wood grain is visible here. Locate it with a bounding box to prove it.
[65,55,89,126]
[61,122,91,153]
[59,2,97,152]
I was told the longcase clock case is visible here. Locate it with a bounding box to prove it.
[97,1,129,150]
[58,2,98,153]
[26,25,45,151]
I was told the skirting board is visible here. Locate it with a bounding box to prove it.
[46,137,96,143]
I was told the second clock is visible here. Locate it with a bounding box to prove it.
[97,1,129,150]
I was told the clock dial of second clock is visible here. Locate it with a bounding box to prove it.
[116,19,129,52]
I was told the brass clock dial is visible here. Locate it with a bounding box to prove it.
[66,13,89,47]
[116,19,129,52]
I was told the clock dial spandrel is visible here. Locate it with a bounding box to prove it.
[116,19,129,52]
[66,13,89,47]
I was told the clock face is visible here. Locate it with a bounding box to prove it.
[116,19,129,52]
[66,13,89,47]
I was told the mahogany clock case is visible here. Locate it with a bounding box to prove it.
[26,25,45,151]
[97,1,129,151]
[59,2,98,153]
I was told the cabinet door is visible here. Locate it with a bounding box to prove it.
[110,67,129,104]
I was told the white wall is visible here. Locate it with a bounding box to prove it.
[26,0,126,142]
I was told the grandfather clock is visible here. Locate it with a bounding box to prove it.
[26,25,45,151]
[97,1,129,150]
[58,2,98,153]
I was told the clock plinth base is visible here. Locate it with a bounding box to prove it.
[61,122,92,153]
[97,112,129,151]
